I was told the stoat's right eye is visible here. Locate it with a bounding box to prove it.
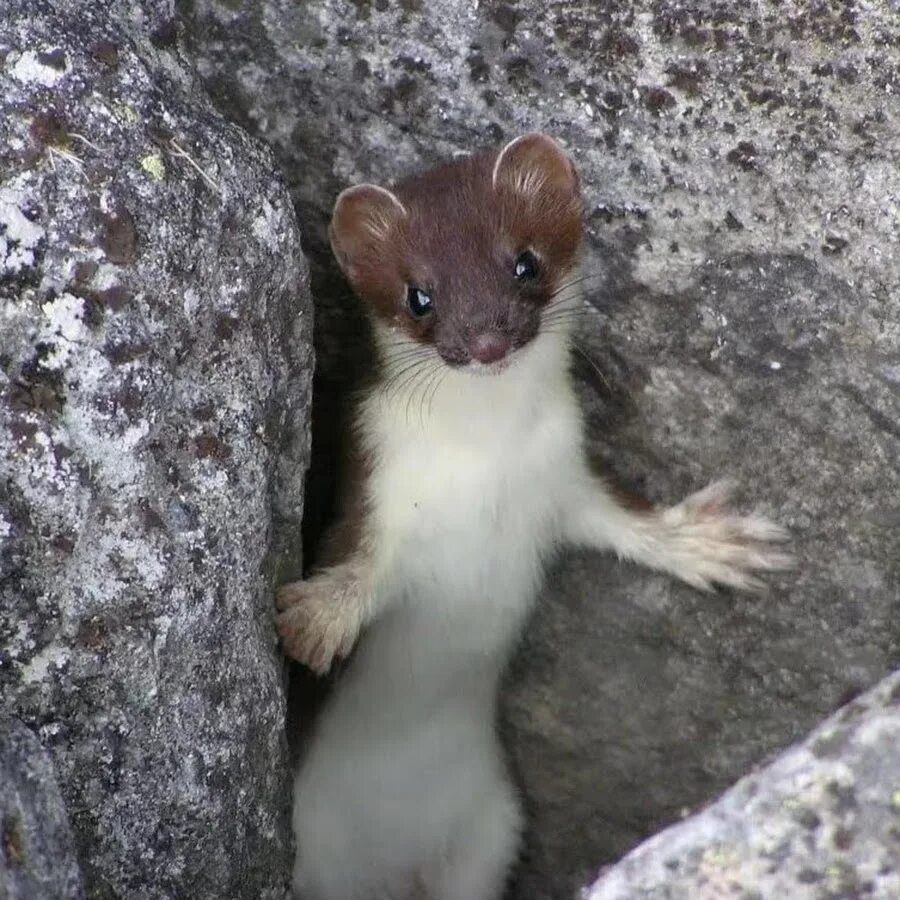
[406,286,433,319]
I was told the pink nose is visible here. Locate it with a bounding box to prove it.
[469,333,511,364]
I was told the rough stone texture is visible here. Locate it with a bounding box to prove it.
[0,1,312,897]
[584,669,900,899]
[184,1,899,896]
[1,717,84,899]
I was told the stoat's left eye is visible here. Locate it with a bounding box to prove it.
[406,286,433,318]
[514,250,540,281]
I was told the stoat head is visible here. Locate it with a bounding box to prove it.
[329,132,583,372]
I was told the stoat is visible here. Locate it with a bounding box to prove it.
[276,133,790,900]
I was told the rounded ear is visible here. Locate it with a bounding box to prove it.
[329,184,407,277]
[491,132,579,200]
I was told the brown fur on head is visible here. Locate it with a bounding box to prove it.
[329,133,583,368]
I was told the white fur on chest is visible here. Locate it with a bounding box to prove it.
[361,331,583,626]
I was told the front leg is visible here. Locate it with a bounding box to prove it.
[563,478,791,591]
[276,553,374,674]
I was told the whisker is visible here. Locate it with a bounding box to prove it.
[382,353,430,384]
[427,368,449,419]
[570,342,611,391]
[540,308,589,332]
[386,365,431,405]
[543,298,598,316]
[543,297,585,312]
[544,296,587,309]
[382,356,434,403]
[541,307,588,323]
[381,337,438,356]
[550,270,610,298]
[381,336,428,351]
[382,343,433,363]
[418,362,444,427]
[540,322,589,335]
[406,359,440,425]
[391,356,437,404]
[382,346,433,368]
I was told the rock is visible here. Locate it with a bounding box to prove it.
[185,1,899,896]
[0,1,312,897]
[0,718,84,899]
[583,669,900,899]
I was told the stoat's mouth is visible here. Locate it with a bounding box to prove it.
[465,353,516,376]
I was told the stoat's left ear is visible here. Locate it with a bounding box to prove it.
[491,132,579,200]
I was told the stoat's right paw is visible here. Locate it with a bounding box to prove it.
[275,573,364,675]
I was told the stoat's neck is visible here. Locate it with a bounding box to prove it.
[360,321,574,450]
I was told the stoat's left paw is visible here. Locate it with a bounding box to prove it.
[275,571,364,675]
[659,480,792,592]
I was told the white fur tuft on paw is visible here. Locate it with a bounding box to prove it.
[275,572,365,674]
[657,482,792,592]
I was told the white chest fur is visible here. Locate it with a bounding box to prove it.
[360,330,583,646]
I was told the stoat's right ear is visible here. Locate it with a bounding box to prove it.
[329,184,407,278]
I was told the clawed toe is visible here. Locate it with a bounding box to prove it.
[662,483,793,593]
[273,572,366,674]
[275,582,305,612]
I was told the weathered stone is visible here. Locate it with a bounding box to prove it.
[0,1,312,896]
[584,669,900,899]
[186,1,899,896]
[0,717,84,899]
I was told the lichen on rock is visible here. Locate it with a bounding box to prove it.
[583,671,900,899]
[0,1,313,896]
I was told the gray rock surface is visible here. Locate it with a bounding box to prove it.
[0,717,84,899]
[1,1,312,896]
[184,1,900,896]
[184,0,900,900]
[584,668,900,899]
